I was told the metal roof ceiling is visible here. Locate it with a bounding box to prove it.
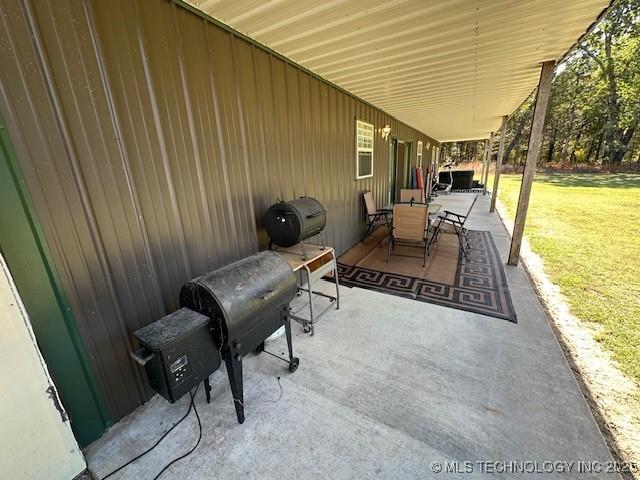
[186,0,612,142]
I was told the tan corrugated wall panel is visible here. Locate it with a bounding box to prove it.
[0,0,436,421]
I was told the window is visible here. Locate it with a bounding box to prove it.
[356,120,374,179]
[417,140,423,167]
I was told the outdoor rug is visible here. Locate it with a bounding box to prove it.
[335,226,517,322]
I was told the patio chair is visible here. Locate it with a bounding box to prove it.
[399,188,424,203]
[362,191,391,242]
[387,204,431,267]
[429,195,478,259]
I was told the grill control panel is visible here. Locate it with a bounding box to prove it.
[170,354,191,384]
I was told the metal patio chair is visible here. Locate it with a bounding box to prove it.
[361,191,391,241]
[387,203,431,267]
[429,195,478,259]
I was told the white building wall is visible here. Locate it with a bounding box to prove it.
[0,254,86,480]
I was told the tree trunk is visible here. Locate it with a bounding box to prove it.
[586,128,603,164]
[569,120,585,163]
[582,30,623,164]
[602,30,623,163]
[615,124,638,163]
[562,98,577,162]
[547,126,558,162]
[504,113,529,163]
[595,131,605,163]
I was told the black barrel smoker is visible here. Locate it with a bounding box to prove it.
[264,197,326,248]
[179,250,298,423]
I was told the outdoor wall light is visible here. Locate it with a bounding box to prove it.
[381,125,391,141]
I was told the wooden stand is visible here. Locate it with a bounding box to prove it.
[273,243,340,335]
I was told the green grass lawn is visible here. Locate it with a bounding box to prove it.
[492,173,640,384]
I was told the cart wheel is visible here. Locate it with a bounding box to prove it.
[288,357,299,373]
[255,342,265,355]
[303,324,311,334]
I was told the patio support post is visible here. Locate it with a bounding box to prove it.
[508,60,555,266]
[425,146,434,198]
[482,133,494,195]
[480,138,489,191]
[490,115,509,212]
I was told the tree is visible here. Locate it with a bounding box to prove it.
[442,0,640,170]
[580,0,640,164]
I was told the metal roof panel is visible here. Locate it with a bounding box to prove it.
[188,0,612,140]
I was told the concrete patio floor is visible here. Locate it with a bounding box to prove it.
[85,193,618,480]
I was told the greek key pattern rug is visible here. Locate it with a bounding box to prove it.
[336,230,517,322]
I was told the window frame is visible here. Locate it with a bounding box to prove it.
[417,140,424,167]
[355,119,374,180]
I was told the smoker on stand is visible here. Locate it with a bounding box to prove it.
[263,196,340,335]
[131,250,299,424]
[180,250,298,423]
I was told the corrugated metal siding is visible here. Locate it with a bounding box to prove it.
[0,0,436,422]
[188,0,612,141]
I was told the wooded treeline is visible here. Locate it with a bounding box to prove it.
[442,0,640,168]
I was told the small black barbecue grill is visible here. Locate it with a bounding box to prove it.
[179,250,298,423]
[264,197,326,248]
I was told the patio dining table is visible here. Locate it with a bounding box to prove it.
[383,202,442,216]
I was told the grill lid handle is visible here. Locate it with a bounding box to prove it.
[131,348,154,366]
[270,209,296,215]
[260,289,277,301]
[306,209,326,219]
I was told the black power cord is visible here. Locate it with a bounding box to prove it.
[100,385,201,480]
[152,389,202,479]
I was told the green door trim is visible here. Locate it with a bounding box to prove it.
[0,112,109,446]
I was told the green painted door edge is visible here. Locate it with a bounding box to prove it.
[0,112,109,446]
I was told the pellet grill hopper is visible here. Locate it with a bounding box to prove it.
[179,250,299,423]
[131,308,221,404]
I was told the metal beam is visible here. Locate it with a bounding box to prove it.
[490,115,509,212]
[508,61,555,265]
